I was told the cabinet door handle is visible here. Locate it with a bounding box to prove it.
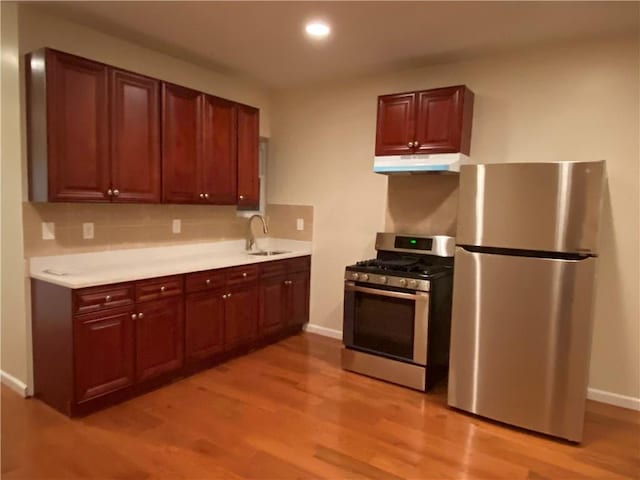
[242,272,247,278]
[239,194,245,200]
[407,141,414,148]
[104,295,112,302]
[131,313,138,320]
[199,193,205,199]
[413,141,420,148]
[138,312,144,319]
[205,279,211,286]
[222,294,227,299]
[160,286,166,293]
[204,193,209,199]
[107,189,113,196]
[227,293,232,298]
[112,189,120,197]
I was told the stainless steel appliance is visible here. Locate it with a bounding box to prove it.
[342,233,455,391]
[448,161,606,442]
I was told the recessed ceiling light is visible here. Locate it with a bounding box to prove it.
[305,21,331,38]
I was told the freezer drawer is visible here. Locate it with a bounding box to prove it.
[457,161,605,254]
[448,246,597,441]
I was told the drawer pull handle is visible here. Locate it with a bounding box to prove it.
[138,312,144,319]
[205,279,211,286]
[160,286,166,293]
[242,272,247,278]
[105,295,112,302]
[131,313,138,320]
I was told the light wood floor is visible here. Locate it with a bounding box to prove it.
[2,333,639,479]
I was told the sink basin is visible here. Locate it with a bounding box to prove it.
[248,250,291,256]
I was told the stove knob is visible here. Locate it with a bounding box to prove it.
[351,272,359,280]
[409,279,418,288]
[399,279,408,287]
[379,276,387,284]
[361,274,369,282]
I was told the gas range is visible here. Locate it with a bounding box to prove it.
[342,232,455,392]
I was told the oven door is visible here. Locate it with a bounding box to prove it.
[343,281,429,365]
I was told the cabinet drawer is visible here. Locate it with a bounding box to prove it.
[74,283,135,315]
[259,260,288,279]
[287,256,311,273]
[135,275,184,303]
[185,270,226,294]
[226,264,259,286]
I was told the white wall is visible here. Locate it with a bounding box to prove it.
[268,34,640,401]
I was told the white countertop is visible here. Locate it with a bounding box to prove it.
[29,238,312,289]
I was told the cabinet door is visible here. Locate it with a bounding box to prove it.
[414,86,463,154]
[236,105,260,208]
[375,93,415,156]
[287,270,310,327]
[224,285,258,348]
[259,275,286,336]
[110,69,161,202]
[185,291,225,361]
[201,96,237,204]
[46,50,110,202]
[162,83,201,203]
[74,307,135,403]
[136,297,184,382]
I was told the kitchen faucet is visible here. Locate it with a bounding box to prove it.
[246,214,268,251]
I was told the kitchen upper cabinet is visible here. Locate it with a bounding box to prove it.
[110,69,161,202]
[201,95,237,204]
[135,297,184,382]
[74,306,135,403]
[162,83,201,203]
[27,49,110,202]
[375,93,416,156]
[236,104,260,209]
[185,291,226,362]
[375,85,474,157]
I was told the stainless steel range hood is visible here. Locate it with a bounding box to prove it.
[373,153,470,174]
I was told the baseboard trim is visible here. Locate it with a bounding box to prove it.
[588,388,640,411]
[1,370,28,397]
[303,323,343,340]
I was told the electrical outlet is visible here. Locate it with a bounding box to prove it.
[82,222,94,240]
[172,219,181,234]
[296,218,304,231]
[41,222,55,240]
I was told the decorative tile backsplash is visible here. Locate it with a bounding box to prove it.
[23,203,313,257]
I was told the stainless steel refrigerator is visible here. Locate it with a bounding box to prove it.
[448,161,606,442]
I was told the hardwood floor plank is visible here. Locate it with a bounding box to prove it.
[2,332,639,480]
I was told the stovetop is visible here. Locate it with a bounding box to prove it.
[346,258,452,280]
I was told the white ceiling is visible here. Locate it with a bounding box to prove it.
[41,1,639,89]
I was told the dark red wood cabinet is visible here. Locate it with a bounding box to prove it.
[258,257,311,336]
[236,104,260,209]
[375,85,474,156]
[31,255,311,417]
[135,297,184,382]
[110,69,161,202]
[26,49,161,203]
[74,306,135,403]
[26,48,260,206]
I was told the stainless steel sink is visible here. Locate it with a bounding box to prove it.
[248,250,291,256]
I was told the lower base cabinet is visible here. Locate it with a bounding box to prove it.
[31,255,311,417]
[74,306,135,403]
[135,297,184,382]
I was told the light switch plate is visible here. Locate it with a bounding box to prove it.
[296,218,304,231]
[41,222,55,240]
[172,219,181,234]
[82,222,94,240]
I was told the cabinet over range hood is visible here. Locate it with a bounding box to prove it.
[373,85,474,175]
[373,153,469,174]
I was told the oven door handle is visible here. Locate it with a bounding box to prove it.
[345,283,425,300]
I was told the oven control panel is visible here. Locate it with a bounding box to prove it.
[344,271,430,292]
